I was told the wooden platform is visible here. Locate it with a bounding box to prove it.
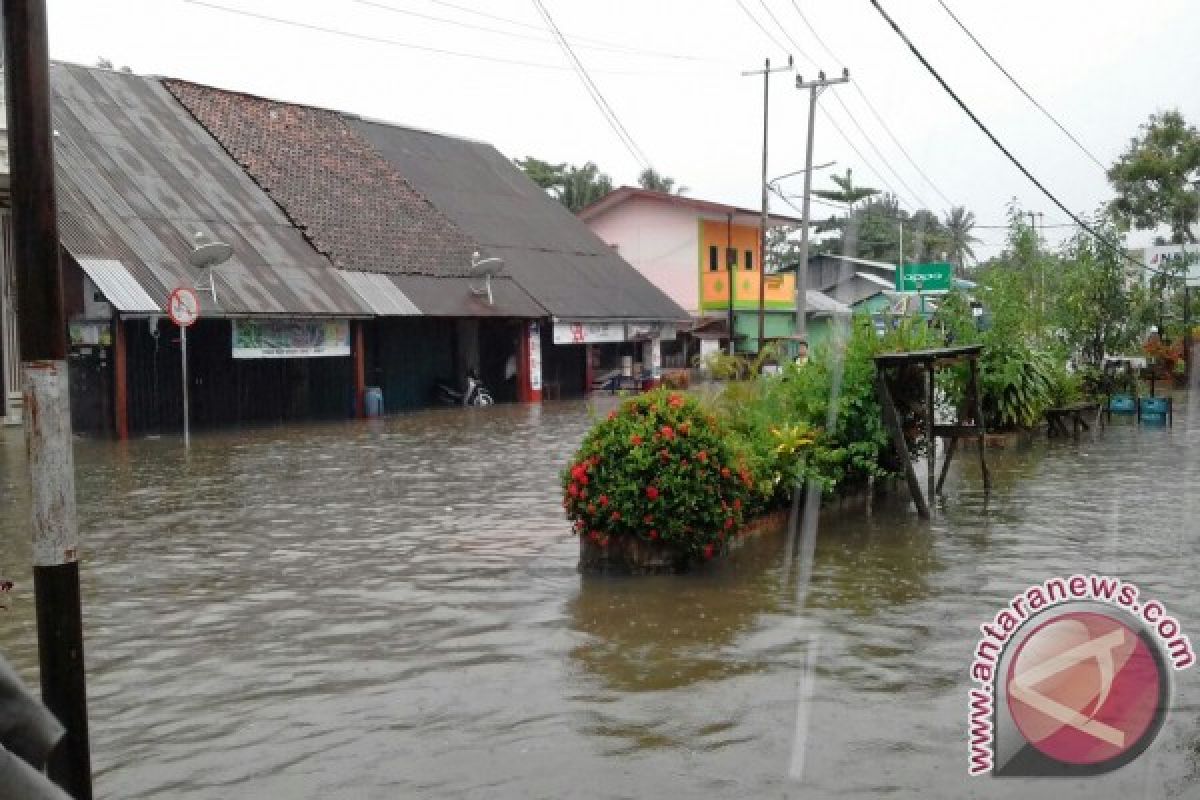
[1045,402,1102,438]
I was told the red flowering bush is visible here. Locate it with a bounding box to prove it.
[562,390,757,560]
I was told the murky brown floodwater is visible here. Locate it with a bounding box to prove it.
[1,396,1198,798]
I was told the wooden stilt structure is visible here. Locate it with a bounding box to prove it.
[874,345,991,519]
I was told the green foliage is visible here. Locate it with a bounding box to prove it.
[1108,110,1200,244]
[562,391,758,560]
[515,157,613,212]
[978,343,1057,430]
[637,167,688,195]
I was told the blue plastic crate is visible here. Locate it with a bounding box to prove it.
[1109,393,1136,414]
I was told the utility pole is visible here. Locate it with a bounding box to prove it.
[3,2,93,798]
[741,56,794,354]
[794,69,850,342]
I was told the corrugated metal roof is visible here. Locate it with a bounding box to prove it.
[347,119,690,323]
[339,270,420,316]
[50,63,371,318]
[806,290,851,315]
[391,274,545,318]
[77,257,160,313]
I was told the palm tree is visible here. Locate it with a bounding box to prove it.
[637,167,688,195]
[942,206,982,274]
[561,163,613,213]
[813,168,879,209]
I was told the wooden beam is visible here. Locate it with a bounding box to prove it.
[926,363,936,511]
[936,435,958,494]
[113,316,128,440]
[969,357,992,490]
[353,321,366,418]
[876,368,930,518]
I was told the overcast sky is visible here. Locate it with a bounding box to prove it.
[42,0,1200,260]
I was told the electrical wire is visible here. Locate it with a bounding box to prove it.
[426,0,723,62]
[865,0,1165,277]
[828,91,931,210]
[755,0,809,60]
[935,0,1107,171]
[531,0,651,170]
[182,0,626,73]
[787,0,956,209]
[733,0,790,54]
[351,0,721,63]
[818,104,918,210]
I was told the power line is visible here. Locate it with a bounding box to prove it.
[818,103,918,210]
[755,0,809,60]
[531,0,651,170]
[182,0,630,73]
[786,0,957,209]
[355,0,722,63]
[935,0,1107,171]
[733,0,790,54]
[865,0,1165,277]
[828,91,931,209]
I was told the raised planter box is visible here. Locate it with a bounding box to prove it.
[578,509,791,575]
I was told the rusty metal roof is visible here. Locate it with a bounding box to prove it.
[51,63,370,318]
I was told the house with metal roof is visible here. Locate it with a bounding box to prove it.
[164,79,687,401]
[0,62,688,436]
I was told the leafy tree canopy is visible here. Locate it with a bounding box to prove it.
[1108,110,1200,243]
[637,167,687,195]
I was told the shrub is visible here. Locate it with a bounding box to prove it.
[562,390,756,560]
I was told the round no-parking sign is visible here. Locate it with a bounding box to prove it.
[167,287,200,328]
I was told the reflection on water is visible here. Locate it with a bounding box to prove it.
[0,398,1196,798]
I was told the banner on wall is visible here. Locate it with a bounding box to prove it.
[552,320,625,344]
[232,319,351,359]
[528,321,542,391]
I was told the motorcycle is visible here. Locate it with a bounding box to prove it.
[434,371,495,406]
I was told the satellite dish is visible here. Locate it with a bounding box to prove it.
[188,232,232,303]
[469,250,505,305]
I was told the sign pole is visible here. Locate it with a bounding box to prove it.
[181,325,190,448]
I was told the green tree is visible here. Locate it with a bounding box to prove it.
[813,167,879,208]
[637,167,687,195]
[1108,110,1200,243]
[1052,215,1146,365]
[515,157,612,213]
[942,206,981,274]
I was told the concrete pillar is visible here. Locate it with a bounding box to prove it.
[641,337,661,384]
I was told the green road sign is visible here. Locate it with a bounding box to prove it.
[897,262,953,292]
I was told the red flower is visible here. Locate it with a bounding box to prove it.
[659,449,671,463]
[660,425,675,441]
[703,544,714,560]
[721,467,732,479]
[724,517,734,530]
[578,474,589,485]
[580,488,588,499]
[607,411,618,421]
[733,498,742,511]
[610,510,621,521]
[589,530,601,542]
[598,494,609,507]
[567,483,580,498]
[643,514,654,524]
[630,434,643,446]
[645,486,659,500]
[668,394,684,408]
[697,450,708,463]
[648,529,659,540]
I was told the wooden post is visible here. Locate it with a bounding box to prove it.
[876,368,929,518]
[969,356,991,490]
[4,1,93,795]
[935,436,957,494]
[584,343,594,394]
[926,363,935,511]
[353,321,366,418]
[112,317,128,439]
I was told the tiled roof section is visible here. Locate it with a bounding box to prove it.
[163,80,477,277]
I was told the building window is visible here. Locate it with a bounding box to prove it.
[708,245,718,272]
[726,247,737,270]
[745,250,754,271]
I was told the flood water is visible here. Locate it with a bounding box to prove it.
[1,396,1198,798]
